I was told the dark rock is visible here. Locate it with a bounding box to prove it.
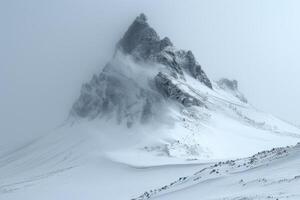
[175,50,212,88]
[118,13,168,60]
[71,63,162,125]
[155,72,204,107]
[118,13,212,88]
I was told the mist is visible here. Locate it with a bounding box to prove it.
[1,0,300,149]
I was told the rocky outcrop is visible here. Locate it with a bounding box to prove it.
[217,78,247,103]
[175,50,212,88]
[217,78,238,90]
[117,13,170,60]
[71,63,162,127]
[155,72,204,107]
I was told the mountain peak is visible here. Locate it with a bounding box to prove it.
[135,13,147,23]
[117,13,163,59]
[116,14,212,88]
[71,14,215,124]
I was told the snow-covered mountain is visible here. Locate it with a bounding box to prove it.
[0,14,299,200]
[69,13,299,164]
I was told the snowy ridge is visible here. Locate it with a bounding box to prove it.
[133,143,300,200]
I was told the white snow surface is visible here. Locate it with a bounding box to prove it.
[1,78,300,199]
[134,143,300,200]
[1,54,300,200]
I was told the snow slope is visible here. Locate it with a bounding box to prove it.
[0,122,208,200]
[134,143,300,200]
[0,122,299,200]
[1,13,300,200]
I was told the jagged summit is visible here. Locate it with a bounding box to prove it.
[136,13,147,23]
[117,13,212,88]
[71,14,218,125]
[117,13,172,60]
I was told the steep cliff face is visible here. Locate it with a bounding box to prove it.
[154,72,204,107]
[117,13,212,87]
[71,14,213,124]
[117,13,167,60]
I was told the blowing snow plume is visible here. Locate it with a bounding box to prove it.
[70,14,214,127]
[68,13,300,163]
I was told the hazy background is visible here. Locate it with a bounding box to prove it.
[1,0,300,150]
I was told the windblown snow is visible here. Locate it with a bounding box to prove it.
[1,14,299,200]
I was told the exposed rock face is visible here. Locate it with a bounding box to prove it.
[218,78,238,90]
[155,72,204,107]
[217,78,247,103]
[71,63,162,127]
[118,13,212,88]
[118,14,162,60]
[175,50,212,88]
[71,13,213,124]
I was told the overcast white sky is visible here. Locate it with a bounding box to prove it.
[1,0,300,148]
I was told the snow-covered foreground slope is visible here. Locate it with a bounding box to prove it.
[0,123,299,200]
[0,122,208,200]
[134,143,300,200]
[1,14,300,200]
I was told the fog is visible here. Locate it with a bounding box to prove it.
[1,0,300,149]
